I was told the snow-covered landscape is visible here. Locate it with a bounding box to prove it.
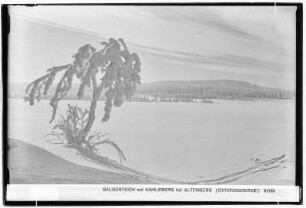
[8,98,295,184]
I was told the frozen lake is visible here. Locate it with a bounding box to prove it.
[8,99,296,184]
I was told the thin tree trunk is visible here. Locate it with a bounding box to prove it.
[81,75,104,142]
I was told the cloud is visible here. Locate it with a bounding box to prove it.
[139,7,263,42]
[131,42,284,73]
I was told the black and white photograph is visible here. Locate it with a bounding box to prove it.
[3,3,302,204]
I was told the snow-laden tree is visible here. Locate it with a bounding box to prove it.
[25,38,141,162]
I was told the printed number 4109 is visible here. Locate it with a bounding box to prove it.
[264,189,276,193]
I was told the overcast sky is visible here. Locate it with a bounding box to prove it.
[9,5,296,89]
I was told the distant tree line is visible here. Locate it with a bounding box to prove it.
[137,86,295,100]
[10,88,295,101]
[128,95,214,103]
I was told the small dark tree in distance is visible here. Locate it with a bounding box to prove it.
[25,38,141,163]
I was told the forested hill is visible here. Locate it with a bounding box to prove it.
[9,80,295,100]
[137,80,295,100]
